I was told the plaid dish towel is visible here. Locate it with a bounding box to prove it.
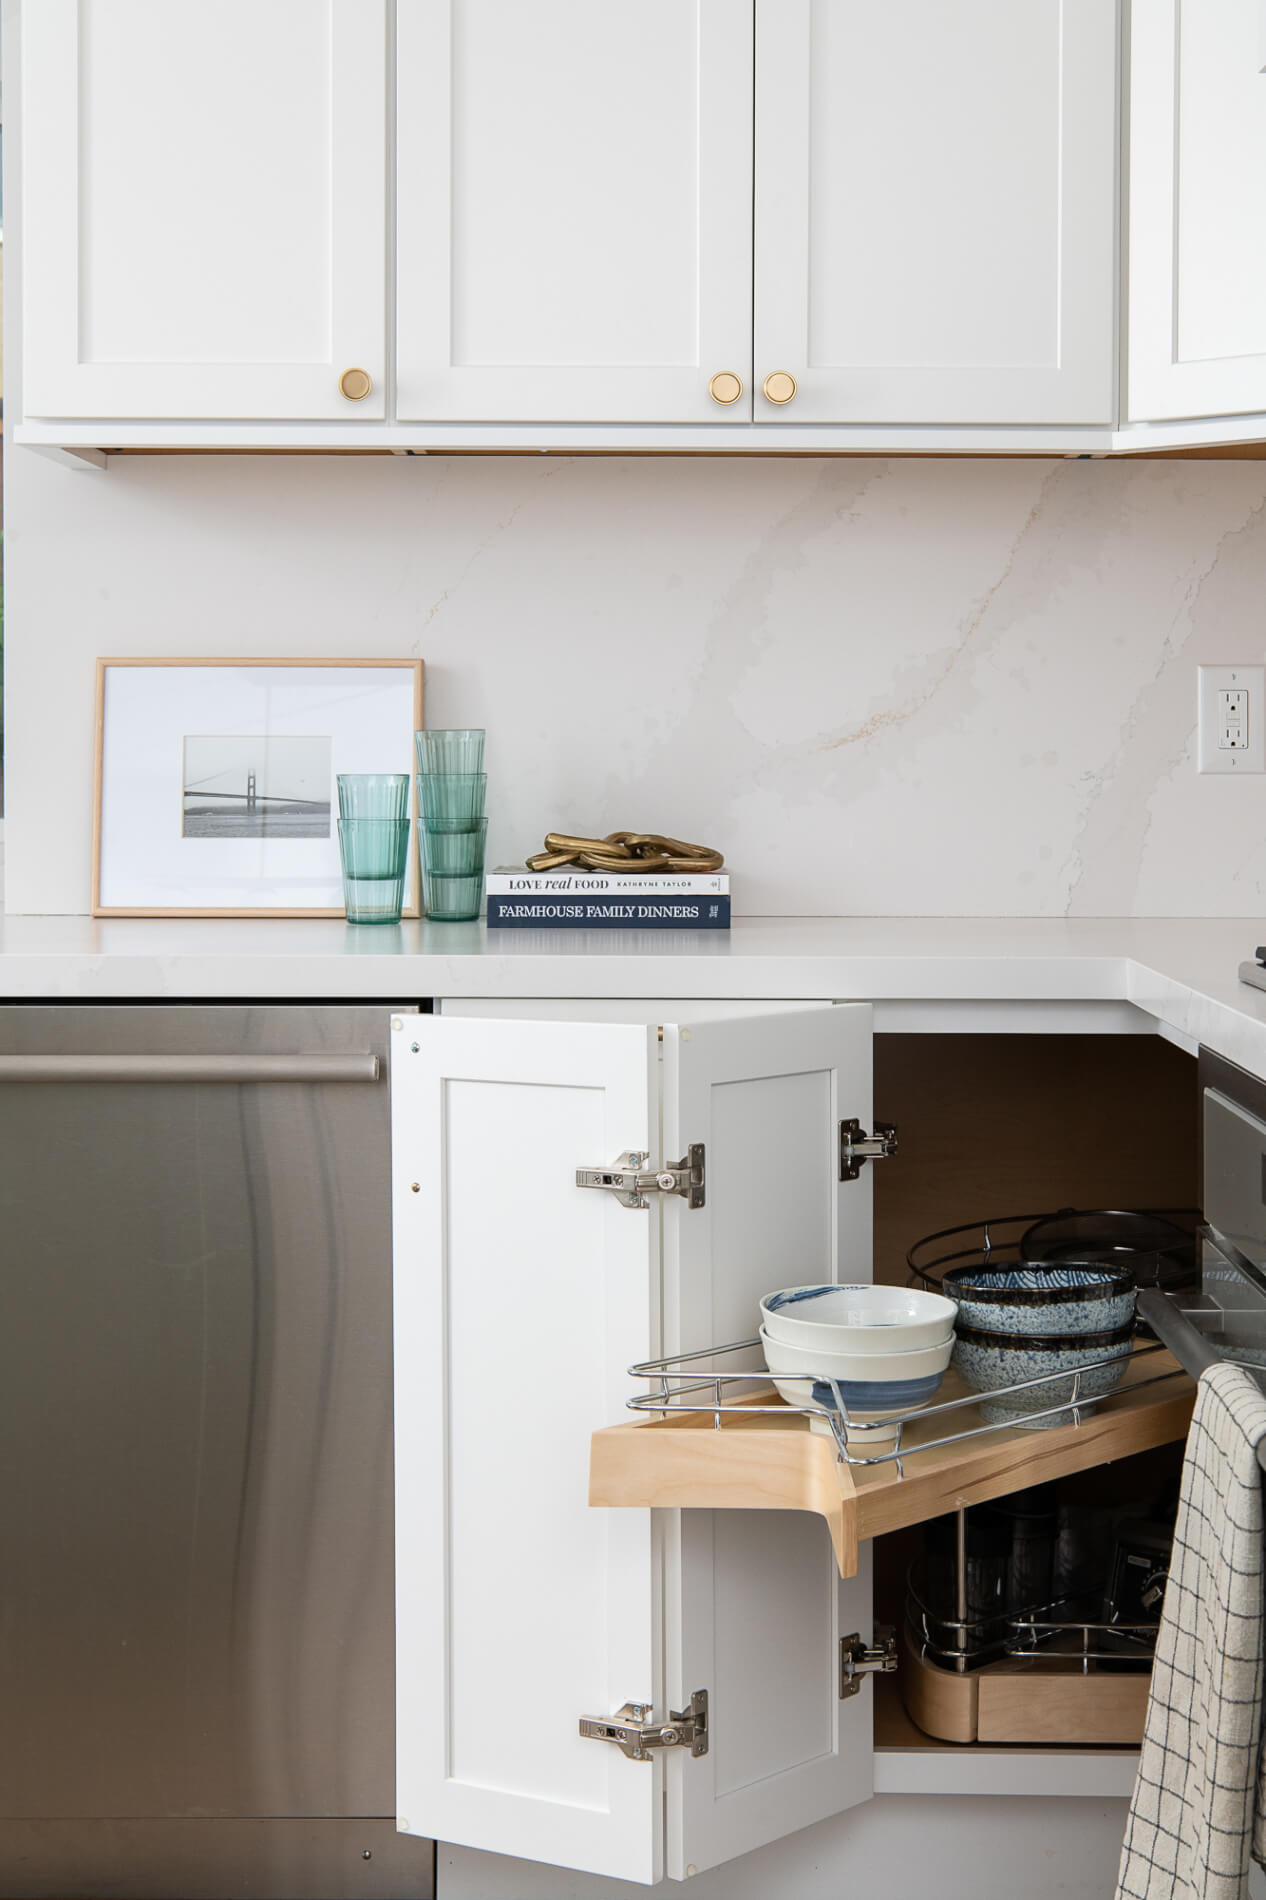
[1117,1361,1266,1900]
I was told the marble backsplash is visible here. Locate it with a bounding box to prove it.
[8,449,1266,916]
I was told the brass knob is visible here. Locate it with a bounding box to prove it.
[762,370,797,405]
[708,370,743,405]
[339,367,373,401]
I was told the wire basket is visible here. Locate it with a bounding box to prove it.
[907,1207,1199,1296]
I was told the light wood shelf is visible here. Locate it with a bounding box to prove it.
[589,1355,1194,1577]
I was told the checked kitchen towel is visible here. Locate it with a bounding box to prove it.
[1117,1361,1266,1900]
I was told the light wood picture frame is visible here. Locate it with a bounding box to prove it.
[92,657,426,917]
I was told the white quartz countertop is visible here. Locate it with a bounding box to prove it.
[2,912,1266,1075]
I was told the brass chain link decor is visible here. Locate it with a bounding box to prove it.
[525,831,724,875]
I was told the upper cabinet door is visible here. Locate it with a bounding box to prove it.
[395,0,754,422]
[1128,0,1266,422]
[754,0,1117,425]
[391,1016,664,1885]
[21,1,387,420]
[662,1004,876,1880]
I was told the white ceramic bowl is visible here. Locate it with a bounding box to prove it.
[760,1327,952,1440]
[763,1373,935,1447]
[759,1283,957,1355]
[759,1326,954,1387]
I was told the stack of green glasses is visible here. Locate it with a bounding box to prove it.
[415,729,487,921]
[337,774,412,925]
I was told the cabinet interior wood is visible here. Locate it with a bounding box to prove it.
[873,1033,1200,1287]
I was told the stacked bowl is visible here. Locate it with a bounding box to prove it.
[759,1283,957,1444]
[943,1262,1136,1429]
[416,729,486,922]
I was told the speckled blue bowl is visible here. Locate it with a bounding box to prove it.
[952,1321,1133,1429]
[941,1262,1136,1337]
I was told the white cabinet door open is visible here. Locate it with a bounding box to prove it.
[663,1006,876,1880]
[392,1003,877,1886]
[392,1015,662,1883]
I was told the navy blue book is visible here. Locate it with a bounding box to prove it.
[486,894,731,929]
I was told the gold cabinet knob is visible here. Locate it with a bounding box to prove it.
[762,371,797,405]
[339,367,374,401]
[708,370,743,405]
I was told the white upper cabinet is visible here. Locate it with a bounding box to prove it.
[1128,0,1266,422]
[754,0,1118,425]
[391,1004,876,1885]
[21,1,387,420]
[395,0,754,423]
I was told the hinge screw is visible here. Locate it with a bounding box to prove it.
[411,1182,420,1193]
[410,1042,420,1053]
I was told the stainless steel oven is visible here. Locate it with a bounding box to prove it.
[1137,1046,1266,1391]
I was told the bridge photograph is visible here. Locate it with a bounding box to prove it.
[181,734,333,840]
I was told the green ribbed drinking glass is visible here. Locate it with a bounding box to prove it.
[338,817,411,924]
[414,729,486,776]
[336,773,410,820]
[417,772,487,823]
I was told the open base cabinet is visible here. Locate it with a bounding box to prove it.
[391,1008,1198,1886]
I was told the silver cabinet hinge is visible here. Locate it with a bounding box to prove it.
[579,1690,709,1761]
[576,1144,705,1210]
[839,1118,898,1182]
[840,1627,898,1698]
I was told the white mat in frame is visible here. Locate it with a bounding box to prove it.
[93,657,425,916]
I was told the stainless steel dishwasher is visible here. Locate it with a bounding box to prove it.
[0,1005,433,1900]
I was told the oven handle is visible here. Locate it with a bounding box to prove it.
[1136,1285,1266,1471]
[1136,1286,1221,1380]
[0,1054,380,1084]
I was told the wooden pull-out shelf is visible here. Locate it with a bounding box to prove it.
[589,1356,1194,1577]
[898,1626,1151,1747]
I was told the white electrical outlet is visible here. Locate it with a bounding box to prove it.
[1197,665,1266,772]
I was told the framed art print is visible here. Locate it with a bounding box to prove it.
[92,658,425,916]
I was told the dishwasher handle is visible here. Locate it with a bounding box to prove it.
[0,1054,381,1084]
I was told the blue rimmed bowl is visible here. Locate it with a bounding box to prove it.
[952,1320,1134,1429]
[940,1261,1136,1337]
[759,1325,953,1443]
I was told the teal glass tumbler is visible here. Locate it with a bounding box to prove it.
[338,817,411,924]
[422,870,484,922]
[415,728,485,776]
[421,818,488,877]
[337,773,410,820]
[417,772,487,822]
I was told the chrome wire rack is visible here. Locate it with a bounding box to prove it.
[627,1335,1187,1475]
[906,1578,1159,1675]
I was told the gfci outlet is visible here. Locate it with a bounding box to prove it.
[1197,665,1266,773]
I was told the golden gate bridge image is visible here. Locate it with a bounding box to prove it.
[182,734,332,840]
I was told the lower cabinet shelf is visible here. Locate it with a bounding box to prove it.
[589,1356,1194,1578]
[898,1625,1151,1746]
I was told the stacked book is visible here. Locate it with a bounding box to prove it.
[485,868,730,929]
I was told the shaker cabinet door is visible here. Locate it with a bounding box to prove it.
[391,1015,664,1884]
[21,0,387,420]
[661,1004,876,1878]
[1128,0,1266,422]
[754,0,1116,424]
[395,0,753,422]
